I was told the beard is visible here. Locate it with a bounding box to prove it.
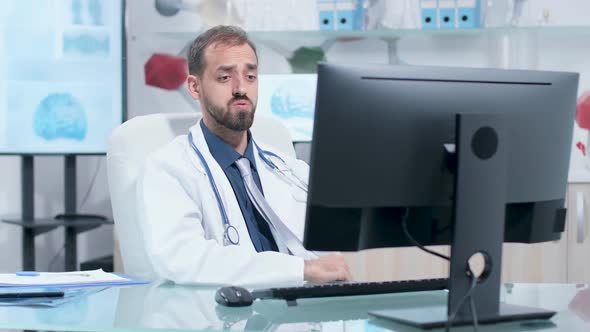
[202,92,256,132]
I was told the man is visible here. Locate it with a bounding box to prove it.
[137,25,352,286]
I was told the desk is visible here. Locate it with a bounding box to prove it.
[0,283,587,331]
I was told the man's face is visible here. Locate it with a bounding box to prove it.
[192,42,258,132]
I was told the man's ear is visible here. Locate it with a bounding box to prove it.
[187,74,201,100]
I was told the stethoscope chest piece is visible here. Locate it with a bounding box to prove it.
[224,224,240,245]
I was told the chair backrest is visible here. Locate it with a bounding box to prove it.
[107,112,295,278]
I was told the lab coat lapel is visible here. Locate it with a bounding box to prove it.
[254,145,304,242]
[188,124,256,253]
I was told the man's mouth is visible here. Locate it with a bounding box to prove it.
[232,100,251,108]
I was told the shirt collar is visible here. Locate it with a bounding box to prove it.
[200,120,257,171]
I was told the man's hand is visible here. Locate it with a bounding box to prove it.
[303,254,352,283]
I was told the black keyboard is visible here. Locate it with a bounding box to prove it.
[251,278,448,301]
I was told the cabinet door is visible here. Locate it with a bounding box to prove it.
[501,240,567,283]
[567,183,590,283]
[344,246,449,282]
[113,229,123,272]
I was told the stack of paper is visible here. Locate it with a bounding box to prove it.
[0,269,148,288]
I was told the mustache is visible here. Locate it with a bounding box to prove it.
[229,95,252,105]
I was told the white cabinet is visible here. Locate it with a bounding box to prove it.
[566,183,590,283]
[114,229,123,272]
[501,241,567,283]
[344,247,449,282]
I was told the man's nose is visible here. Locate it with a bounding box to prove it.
[232,77,246,97]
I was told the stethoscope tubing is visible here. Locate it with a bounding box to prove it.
[188,131,308,246]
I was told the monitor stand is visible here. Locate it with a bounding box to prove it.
[368,113,556,329]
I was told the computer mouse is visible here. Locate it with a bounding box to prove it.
[215,286,254,307]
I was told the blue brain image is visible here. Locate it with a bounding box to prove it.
[64,33,110,55]
[34,93,87,141]
[270,81,315,119]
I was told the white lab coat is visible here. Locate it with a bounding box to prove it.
[136,123,310,286]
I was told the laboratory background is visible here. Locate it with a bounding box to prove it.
[0,0,590,285]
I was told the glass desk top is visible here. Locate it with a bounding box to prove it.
[0,282,588,332]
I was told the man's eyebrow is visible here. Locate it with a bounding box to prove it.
[216,65,236,72]
[215,63,257,72]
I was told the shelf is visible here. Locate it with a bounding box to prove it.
[159,25,590,42]
[2,218,113,236]
[3,218,113,227]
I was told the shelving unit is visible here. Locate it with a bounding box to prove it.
[159,25,590,67]
[159,25,590,41]
[2,155,113,271]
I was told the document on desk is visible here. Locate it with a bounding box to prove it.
[0,269,148,288]
[0,287,104,307]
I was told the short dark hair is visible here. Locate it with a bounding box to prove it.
[187,25,258,76]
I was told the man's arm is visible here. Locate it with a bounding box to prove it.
[287,156,353,283]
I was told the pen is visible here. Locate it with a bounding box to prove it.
[0,289,64,299]
[16,271,91,277]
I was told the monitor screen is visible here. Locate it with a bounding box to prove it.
[0,0,124,155]
[304,63,578,251]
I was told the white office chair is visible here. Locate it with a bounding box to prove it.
[107,112,295,278]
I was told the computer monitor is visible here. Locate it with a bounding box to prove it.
[303,63,579,328]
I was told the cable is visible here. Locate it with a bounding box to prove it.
[444,276,479,332]
[400,208,450,261]
[79,157,103,211]
[469,286,479,331]
[399,208,479,331]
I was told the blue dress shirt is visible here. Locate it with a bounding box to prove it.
[200,121,279,252]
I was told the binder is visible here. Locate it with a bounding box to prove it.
[318,0,336,31]
[335,0,356,31]
[438,0,456,29]
[457,0,481,28]
[319,1,363,31]
[420,0,438,29]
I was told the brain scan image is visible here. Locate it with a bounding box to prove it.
[33,93,88,141]
[0,2,122,154]
[258,75,317,141]
[63,31,110,56]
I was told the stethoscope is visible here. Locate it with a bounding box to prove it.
[188,131,308,246]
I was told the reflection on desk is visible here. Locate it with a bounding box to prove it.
[0,283,588,331]
[116,283,447,331]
